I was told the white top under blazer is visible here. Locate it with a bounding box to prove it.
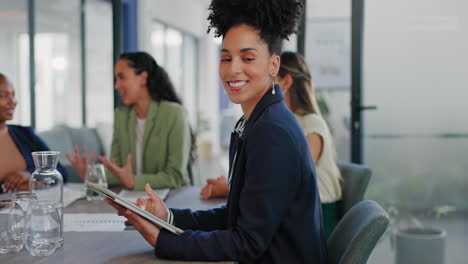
[295,113,342,203]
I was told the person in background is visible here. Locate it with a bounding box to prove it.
[0,73,67,192]
[106,0,328,262]
[201,51,343,238]
[66,52,194,190]
[278,51,342,237]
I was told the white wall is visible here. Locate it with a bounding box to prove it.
[307,0,350,19]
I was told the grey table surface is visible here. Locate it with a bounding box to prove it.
[0,185,232,264]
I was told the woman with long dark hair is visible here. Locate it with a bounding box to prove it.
[106,1,328,263]
[277,51,342,238]
[67,52,193,189]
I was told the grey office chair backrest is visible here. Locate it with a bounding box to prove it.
[327,200,389,264]
[337,162,372,218]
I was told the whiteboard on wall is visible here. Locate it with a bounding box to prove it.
[305,19,351,90]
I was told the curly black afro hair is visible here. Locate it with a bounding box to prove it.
[207,0,304,55]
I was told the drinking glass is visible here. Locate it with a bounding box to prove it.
[13,191,37,213]
[12,192,37,244]
[24,200,61,256]
[86,164,108,201]
[0,199,24,254]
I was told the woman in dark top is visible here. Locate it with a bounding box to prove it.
[106,0,328,263]
[201,51,343,238]
[0,73,67,192]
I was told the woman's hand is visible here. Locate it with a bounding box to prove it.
[105,197,161,247]
[98,154,134,189]
[2,171,30,192]
[66,145,96,181]
[200,176,229,200]
[136,183,169,221]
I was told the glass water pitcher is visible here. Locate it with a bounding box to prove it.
[28,151,64,248]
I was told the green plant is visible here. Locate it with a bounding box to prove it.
[433,205,457,220]
[380,203,456,245]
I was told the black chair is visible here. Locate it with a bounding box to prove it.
[328,200,389,264]
[337,162,372,218]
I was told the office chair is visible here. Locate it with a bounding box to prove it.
[337,162,372,218]
[327,200,389,264]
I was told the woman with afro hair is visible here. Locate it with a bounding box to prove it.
[106,0,329,263]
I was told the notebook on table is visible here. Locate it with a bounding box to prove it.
[118,188,170,202]
[85,181,183,235]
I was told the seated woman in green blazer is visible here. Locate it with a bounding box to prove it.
[67,52,193,189]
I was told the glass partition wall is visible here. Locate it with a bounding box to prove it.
[363,0,467,263]
[150,21,199,126]
[305,0,467,263]
[305,2,352,162]
[0,0,30,126]
[84,0,113,128]
[364,0,468,212]
[0,0,113,131]
[34,0,82,131]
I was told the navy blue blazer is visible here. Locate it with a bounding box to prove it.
[155,86,328,263]
[3,125,68,183]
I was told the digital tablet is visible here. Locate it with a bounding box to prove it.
[85,181,183,235]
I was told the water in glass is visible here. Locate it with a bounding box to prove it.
[0,199,24,254]
[30,151,64,247]
[24,200,60,256]
[86,164,108,201]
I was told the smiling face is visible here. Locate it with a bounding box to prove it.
[0,77,16,122]
[219,24,280,116]
[114,59,149,105]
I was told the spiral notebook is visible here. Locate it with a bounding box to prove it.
[85,181,183,235]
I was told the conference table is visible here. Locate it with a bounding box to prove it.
[0,186,233,264]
